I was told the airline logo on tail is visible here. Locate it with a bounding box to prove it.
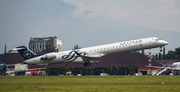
[23,50,32,59]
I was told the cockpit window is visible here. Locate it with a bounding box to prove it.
[155,39,159,41]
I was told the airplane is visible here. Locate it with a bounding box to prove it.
[170,62,180,70]
[149,61,180,75]
[10,37,168,66]
[0,45,16,75]
[0,45,46,76]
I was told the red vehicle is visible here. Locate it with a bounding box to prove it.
[25,69,46,76]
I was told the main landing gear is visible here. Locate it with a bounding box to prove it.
[84,61,91,66]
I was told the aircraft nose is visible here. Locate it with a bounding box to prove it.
[162,41,169,45]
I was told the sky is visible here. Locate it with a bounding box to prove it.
[0,0,180,55]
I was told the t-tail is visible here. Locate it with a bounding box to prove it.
[10,46,41,60]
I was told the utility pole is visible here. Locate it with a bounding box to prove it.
[148,49,152,75]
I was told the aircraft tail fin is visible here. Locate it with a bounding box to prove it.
[0,45,8,74]
[11,46,40,60]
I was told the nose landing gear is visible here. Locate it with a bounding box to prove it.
[160,47,162,52]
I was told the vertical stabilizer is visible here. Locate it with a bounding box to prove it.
[11,46,41,60]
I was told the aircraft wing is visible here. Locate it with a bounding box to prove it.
[73,50,104,61]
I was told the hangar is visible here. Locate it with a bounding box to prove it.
[0,52,179,75]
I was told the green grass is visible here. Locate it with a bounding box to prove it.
[0,76,180,92]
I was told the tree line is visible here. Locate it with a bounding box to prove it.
[152,47,180,60]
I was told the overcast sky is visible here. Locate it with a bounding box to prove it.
[0,0,180,55]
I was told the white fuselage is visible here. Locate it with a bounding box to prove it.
[171,62,180,70]
[24,37,168,65]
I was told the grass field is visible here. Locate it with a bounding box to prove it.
[0,76,180,92]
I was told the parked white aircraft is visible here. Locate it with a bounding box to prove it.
[153,62,180,75]
[11,37,168,66]
[171,62,180,70]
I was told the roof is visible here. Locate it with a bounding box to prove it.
[0,52,163,68]
[153,59,180,65]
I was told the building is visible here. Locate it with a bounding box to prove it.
[1,52,177,76]
[29,36,62,53]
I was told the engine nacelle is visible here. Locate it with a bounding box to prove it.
[41,54,56,60]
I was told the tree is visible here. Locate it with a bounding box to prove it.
[44,68,50,75]
[155,53,158,60]
[60,64,69,75]
[151,54,156,60]
[73,44,81,50]
[106,65,119,75]
[83,67,91,75]
[112,65,119,75]
[107,65,113,75]
[163,47,166,59]
[129,64,134,75]
[159,53,162,60]
[166,50,176,59]
[175,47,180,59]
[91,66,94,75]
[42,41,56,52]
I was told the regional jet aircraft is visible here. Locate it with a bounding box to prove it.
[11,37,168,66]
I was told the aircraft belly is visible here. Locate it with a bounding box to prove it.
[72,57,83,62]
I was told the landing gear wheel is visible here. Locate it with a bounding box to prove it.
[160,47,162,52]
